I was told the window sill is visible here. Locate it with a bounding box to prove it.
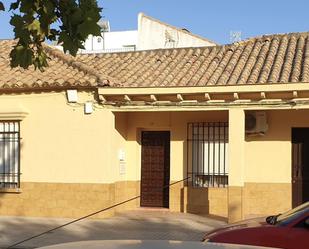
[0,188,22,193]
[0,110,28,120]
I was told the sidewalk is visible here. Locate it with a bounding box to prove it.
[0,210,226,249]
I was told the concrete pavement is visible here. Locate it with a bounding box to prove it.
[0,210,226,249]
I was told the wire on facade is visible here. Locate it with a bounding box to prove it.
[6,177,190,249]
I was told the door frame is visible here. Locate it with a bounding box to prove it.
[140,130,171,208]
[291,128,309,207]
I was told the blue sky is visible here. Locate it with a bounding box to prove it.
[0,0,308,44]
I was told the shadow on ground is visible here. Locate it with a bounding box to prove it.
[0,211,226,249]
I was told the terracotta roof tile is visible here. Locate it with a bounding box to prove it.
[1,32,309,91]
[0,40,111,91]
[76,32,309,87]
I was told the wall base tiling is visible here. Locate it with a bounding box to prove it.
[169,182,184,212]
[183,186,228,218]
[0,182,229,219]
[0,181,292,222]
[0,181,140,219]
[228,186,243,223]
[228,183,292,223]
[242,182,291,219]
[114,181,140,212]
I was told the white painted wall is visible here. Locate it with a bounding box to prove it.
[55,13,216,53]
[82,30,138,53]
[137,13,216,50]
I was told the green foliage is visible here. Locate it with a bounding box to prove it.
[0,0,102,71]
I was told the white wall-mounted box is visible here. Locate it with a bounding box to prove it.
[66,90,78,103]
[84,102,93,114]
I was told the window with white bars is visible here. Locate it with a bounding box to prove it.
[0,121,20,189]
[187,122,228,188]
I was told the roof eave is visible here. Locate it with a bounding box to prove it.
[98,82,309,108]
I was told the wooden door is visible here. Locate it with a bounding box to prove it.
[141,131,170,208]
[292,128,309,207]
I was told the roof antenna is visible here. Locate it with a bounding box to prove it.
[230,30,242,43]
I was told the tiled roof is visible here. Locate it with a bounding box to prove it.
[1,32,309,91]
[0,40,110,91]
[77,32,309,87]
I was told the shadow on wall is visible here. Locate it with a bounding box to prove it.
[185,187,210,214]
[113,111,229,220]
[183,186,228,222]
[181,139,228,222]
[114,112,129,140]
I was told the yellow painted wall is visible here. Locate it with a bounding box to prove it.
[245,109,309,183]
[1,90,308,220]
[240,109,309,218]
[118,111,229,217]
[118,109,309,219]
[121,111,229,182]
[228,109,245,186]
[0,91,126,184]
[120,109,305,184]
[0,91,139,218]
[8,92,301,187]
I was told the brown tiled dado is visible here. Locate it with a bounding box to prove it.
[0,181,229,219]
[0,182,292,221]
[183,187,228,218]
[169,181,184,212]
[0,181,183,218]
[242,182,291,219]
[0,182,139,219]
[114,181,141,212]
[228,183,292,223]
[228,186,243,223]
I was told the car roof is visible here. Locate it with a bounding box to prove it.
[36,240,281,249]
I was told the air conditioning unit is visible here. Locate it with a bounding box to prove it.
[245,111,268,134]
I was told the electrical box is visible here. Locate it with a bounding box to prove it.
[84,102,93,114]
[118,149,126,175]
[66,90,78,103]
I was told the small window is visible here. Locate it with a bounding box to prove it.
[0,121,20,189]
[187,122,228,188]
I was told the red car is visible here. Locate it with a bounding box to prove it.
[203,202,309,249]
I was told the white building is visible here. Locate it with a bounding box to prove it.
[74,13,217,53]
